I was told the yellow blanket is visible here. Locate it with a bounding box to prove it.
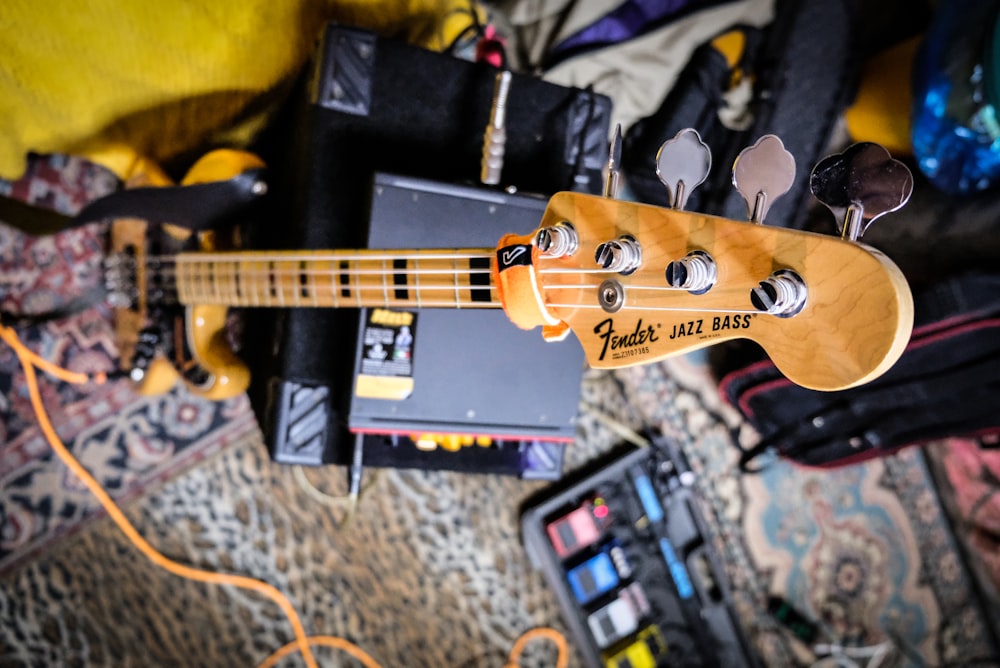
[0,1,477,181]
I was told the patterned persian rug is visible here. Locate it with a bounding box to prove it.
[0,156,260,576]
[1,157,999,667]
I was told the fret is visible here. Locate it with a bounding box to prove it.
[272,261,285,306]
[381,257,389,306]
[185,260,195,303]
[195,260,203,302]
[453,255,460,309]
[392,258,408,304]
[178,260,189,302]
[413,257,422,308]
[339,260,350,300]
[308,259,319,306]
[198,260,207,302]
[213,259,222,302]
[214,259,226,302]
[290,260,302,307]
[222,260,232,302]
[248,259,260,306]
[204,261,214,301]
[330,262,340,308]
[233,260,243,303]
[354,259,361,307]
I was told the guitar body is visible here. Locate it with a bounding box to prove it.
[105,149,269,399]
[110,218,250,400]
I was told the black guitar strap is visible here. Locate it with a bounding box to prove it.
[0,165,267,325]
[0,167,267,235]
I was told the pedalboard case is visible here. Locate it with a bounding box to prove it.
[243,23,612,476]
[521,436,760,667]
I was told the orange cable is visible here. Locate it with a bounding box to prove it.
[0,324,93,384]
[257,637,382,668]
[1,321,569,668]
[504,626,569,668]
[1,323,320,668]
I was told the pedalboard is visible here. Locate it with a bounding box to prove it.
[521,436,760,667]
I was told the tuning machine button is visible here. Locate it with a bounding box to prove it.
[595,235,641,274]
[665,251,717,294]
[810,142,913,241]
[750,270,807,317]
[732,135,796,223]
[655,129,712,210]
[535,222,578,258]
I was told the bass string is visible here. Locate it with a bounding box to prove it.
[545,303,764,315]
[134,257,766,316]
[141,254,496,285]
[155,283,765,316]
[148,267,496,279]
[145,251,496,263]
[144,294,501,308]
[190,251,496,261]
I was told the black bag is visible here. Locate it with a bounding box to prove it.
[717,273,1000,470]
[623,0,929,231]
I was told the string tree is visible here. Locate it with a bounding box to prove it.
[654,128,711,211]
[809,142,913,242]
[732,134,796,224]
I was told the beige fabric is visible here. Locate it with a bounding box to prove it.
[496,0,613,70]
[497,0,775,134]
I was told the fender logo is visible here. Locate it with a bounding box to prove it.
[594,318,658,361]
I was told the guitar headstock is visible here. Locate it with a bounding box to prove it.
[498,132,914,391]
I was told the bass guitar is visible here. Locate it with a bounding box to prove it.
[105,132,914,399]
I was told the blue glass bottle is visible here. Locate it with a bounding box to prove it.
[911,0,1000,195]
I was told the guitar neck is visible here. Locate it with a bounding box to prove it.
[172,248,499,309]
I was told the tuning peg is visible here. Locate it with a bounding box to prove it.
[594,235,642,274]
[810,143,913,241]
[535,221,579,258]
[732,135,796,223]
[655,129,711,210]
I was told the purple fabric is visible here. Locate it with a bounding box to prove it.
[552,0,710,56]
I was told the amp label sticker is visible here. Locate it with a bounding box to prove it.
[355,308,417,400]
